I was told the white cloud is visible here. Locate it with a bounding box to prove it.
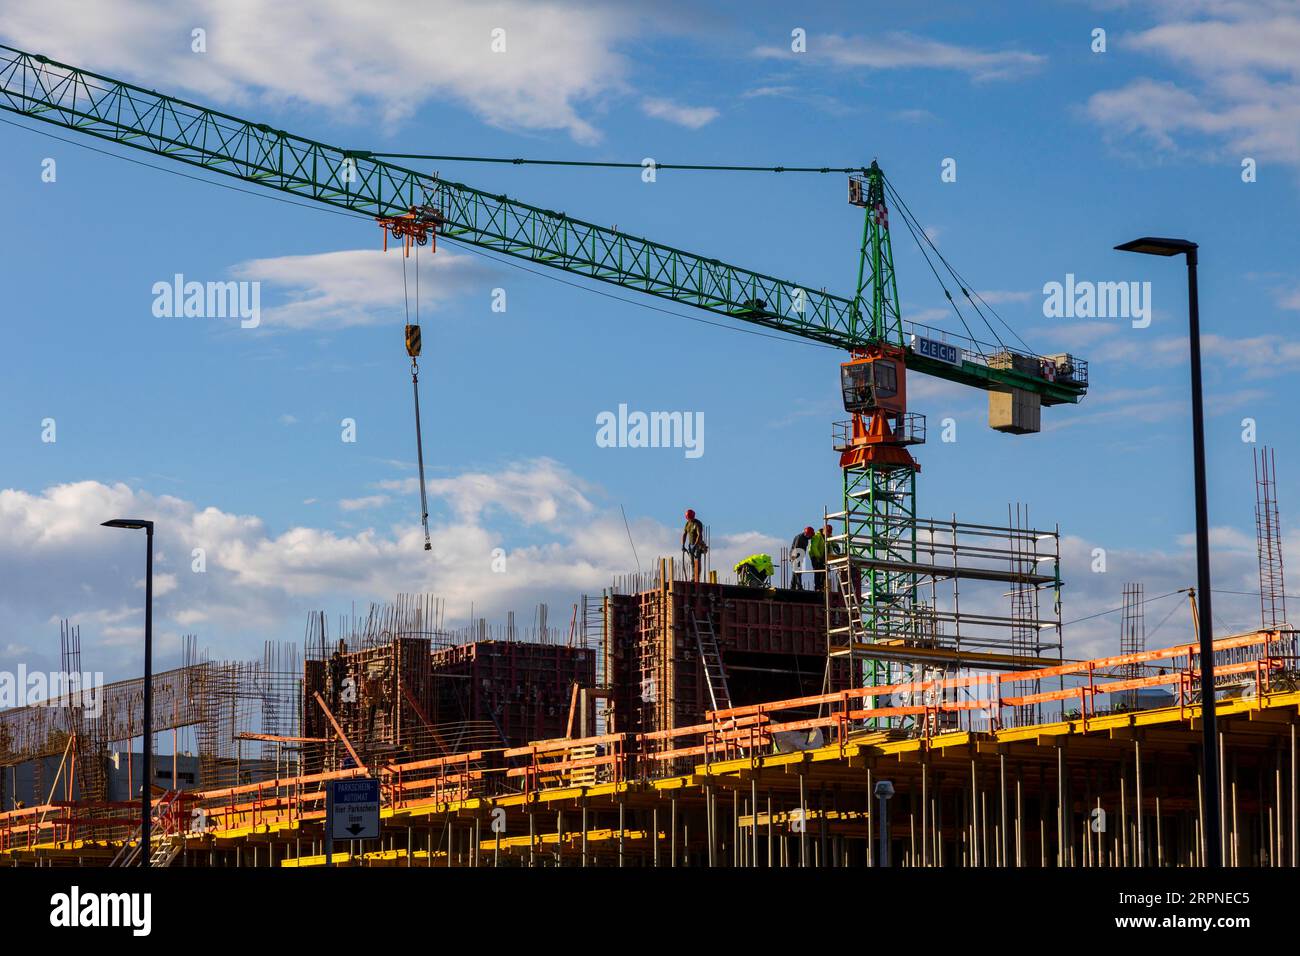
[0,462,789,679]
[0,0,639,142]
[339,495,390,512]
[1128,14,1300,78]
[1043,325,1188,370]
[0,466,1282,687]
[378,458,597,525]
[1023,323,1300,380]
[1176,526,1255,551]
[141,573,178,597]
[231,248,495,329]
[895,108,937,124]
[1199,332,1300,378]
[907,373,976,406]
[974,290,1034,305]
[1086,9,1300,168]
[640,96,719,128]
[736,84,853,116]
[755,32,1043,81]
[1056,524,1285,659]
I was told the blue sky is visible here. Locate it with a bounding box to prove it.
[1,0,1297,679]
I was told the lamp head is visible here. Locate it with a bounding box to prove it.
[1115,236,1197,257]
[102,518,153,531]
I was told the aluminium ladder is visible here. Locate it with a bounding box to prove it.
[687,603,732,713]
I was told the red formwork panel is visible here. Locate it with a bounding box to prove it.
[718,589,825,654]
[429,641,596,748]
[605,582,842,736]
[301,637,436,773]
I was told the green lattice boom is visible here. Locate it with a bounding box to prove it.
[0,43,1084,408]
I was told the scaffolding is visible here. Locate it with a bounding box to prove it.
[1007,503,1046,726]
[824,501,1064,732]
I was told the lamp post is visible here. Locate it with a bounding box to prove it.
[1113,237,1219,867]
[873,779,895,866]
[102,518,155,866]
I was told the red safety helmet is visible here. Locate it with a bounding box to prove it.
[685,509,696,520]
[803,526,814,537]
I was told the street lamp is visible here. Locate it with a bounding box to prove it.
[1114,236,1219,867]
[102,517,155,866]
[873,779,895,867]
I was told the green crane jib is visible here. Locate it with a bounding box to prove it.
[0,44,1085,408]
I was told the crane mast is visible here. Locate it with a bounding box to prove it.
[832,163,923,690]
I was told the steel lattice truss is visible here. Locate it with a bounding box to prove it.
[0,44,1085,403]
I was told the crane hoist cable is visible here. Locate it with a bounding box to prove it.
[886,191,984,352]
[880,176,1002,351]
[402,243,433,552]
[883,175,1037,356]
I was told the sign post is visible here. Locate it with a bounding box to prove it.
[325,778,380,868]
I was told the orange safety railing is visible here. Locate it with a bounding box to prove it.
[2,630,1294,851]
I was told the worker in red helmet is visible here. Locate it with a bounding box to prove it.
[789,525,815,590]
[681,509,707,583]
[808,524,829,592]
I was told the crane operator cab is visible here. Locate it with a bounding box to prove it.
[840,349,906,416]
[837,345,924,467]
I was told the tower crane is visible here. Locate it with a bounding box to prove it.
[0,45,1089,688]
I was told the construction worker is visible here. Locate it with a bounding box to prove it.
[327,640,347,711]
[365,660,389,736]
[734,553,774,588]
[681,509,707,583]
[808,525,828,591]
[790,525,814,590]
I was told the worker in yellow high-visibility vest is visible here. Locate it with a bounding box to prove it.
[734,553,774,588]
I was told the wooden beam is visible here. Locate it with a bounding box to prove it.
[313,691,367,774]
